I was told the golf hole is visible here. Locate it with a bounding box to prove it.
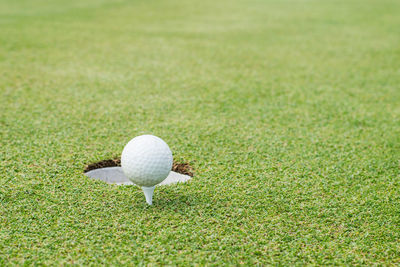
[84,158,193,186]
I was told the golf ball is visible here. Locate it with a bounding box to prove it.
[121,135,173,187]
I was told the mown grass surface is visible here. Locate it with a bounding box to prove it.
[1,0,400,265]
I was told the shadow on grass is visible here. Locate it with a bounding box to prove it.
[145,186,207,212]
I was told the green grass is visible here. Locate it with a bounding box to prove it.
[1,0,400,265]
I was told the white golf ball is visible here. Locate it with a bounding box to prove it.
[121,135,173,187]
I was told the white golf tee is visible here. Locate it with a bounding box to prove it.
[142,186,155,205]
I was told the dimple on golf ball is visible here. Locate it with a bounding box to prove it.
[121,135,173,187]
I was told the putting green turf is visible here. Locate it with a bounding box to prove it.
[1,0,400,264]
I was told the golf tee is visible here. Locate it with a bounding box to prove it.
[142,186,155,205]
